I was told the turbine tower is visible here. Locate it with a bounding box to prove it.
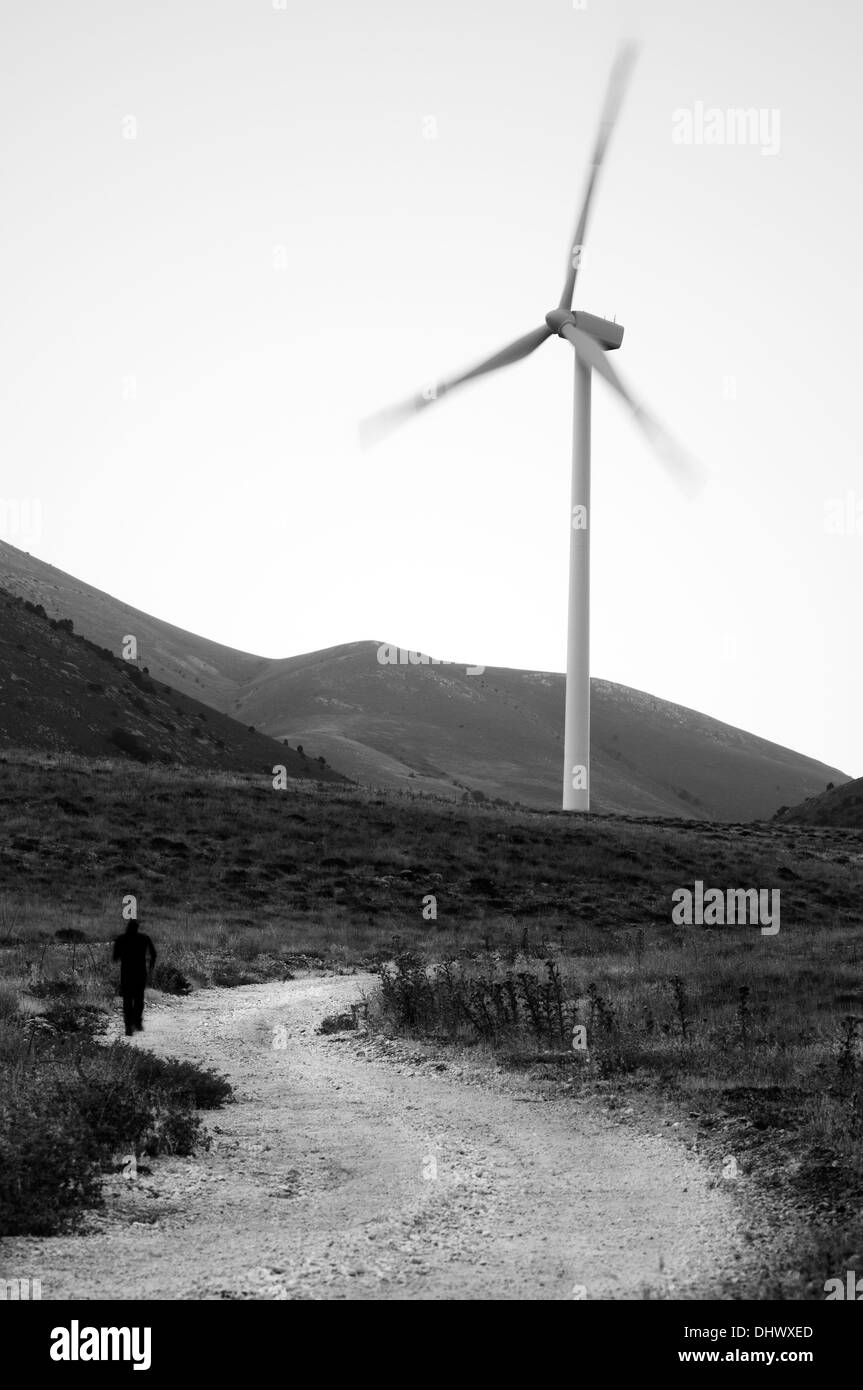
[361,43,698,812]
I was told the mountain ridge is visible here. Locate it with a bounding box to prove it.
[0,540,848,818]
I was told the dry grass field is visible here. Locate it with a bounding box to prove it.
[1,747,862,1295]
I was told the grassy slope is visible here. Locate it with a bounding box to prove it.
[0,540,847,819]
[1,751,862,1293]
[238,644,848,818]
[776,777,863,829]
[2,752,860,956]
[0,587,344,781]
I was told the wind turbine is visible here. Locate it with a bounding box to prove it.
[361,43,699,812]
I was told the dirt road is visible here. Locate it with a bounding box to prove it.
[4,976,747,1299]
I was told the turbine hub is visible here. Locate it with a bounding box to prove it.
[546,308,624,351]
[545,308,575,335]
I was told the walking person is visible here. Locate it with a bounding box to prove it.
[113,918,157,1036]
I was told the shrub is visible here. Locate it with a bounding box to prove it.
[318,1011,357,1034]
[0,1018,232,1237]
[42,1002,108,1037]
[0,1087,103,1236]
[124,1052,232,1110]
[27,978,78,999]
[373,951,581,1052]
[71,1050,174,1153]
[152,961,192,996]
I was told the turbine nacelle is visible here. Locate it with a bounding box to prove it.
[545,308,624,351]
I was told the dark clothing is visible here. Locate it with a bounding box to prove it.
[113,930,157,985]
[122,984,146,1035]
[113,930,156,1035]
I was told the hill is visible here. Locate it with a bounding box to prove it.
[229,641,848,820]
[0,585,343,783]
[774,777,863,829]
[0,540,847,818]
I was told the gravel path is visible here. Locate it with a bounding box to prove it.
[3,976,746,1300]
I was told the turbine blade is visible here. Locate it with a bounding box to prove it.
[561,322,703,494]
[359,324,552,447]
[558,42,639,311]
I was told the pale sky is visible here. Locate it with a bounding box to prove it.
[1,0,860,775]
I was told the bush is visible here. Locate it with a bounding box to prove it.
[42,1002,108,1037]
[27,978,77,999]
[373,951,576,1050]
[0,1087,103,1236]
[152,961,192,996]
[318,1011,357,1034]
[0,1018,232,1237]
[124,1051,232,1110]
[71,1049,175,1153]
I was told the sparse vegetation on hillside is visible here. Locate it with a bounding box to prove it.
[0,747,861,1292]
[0,586,346,781]
[0,746,860,975]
